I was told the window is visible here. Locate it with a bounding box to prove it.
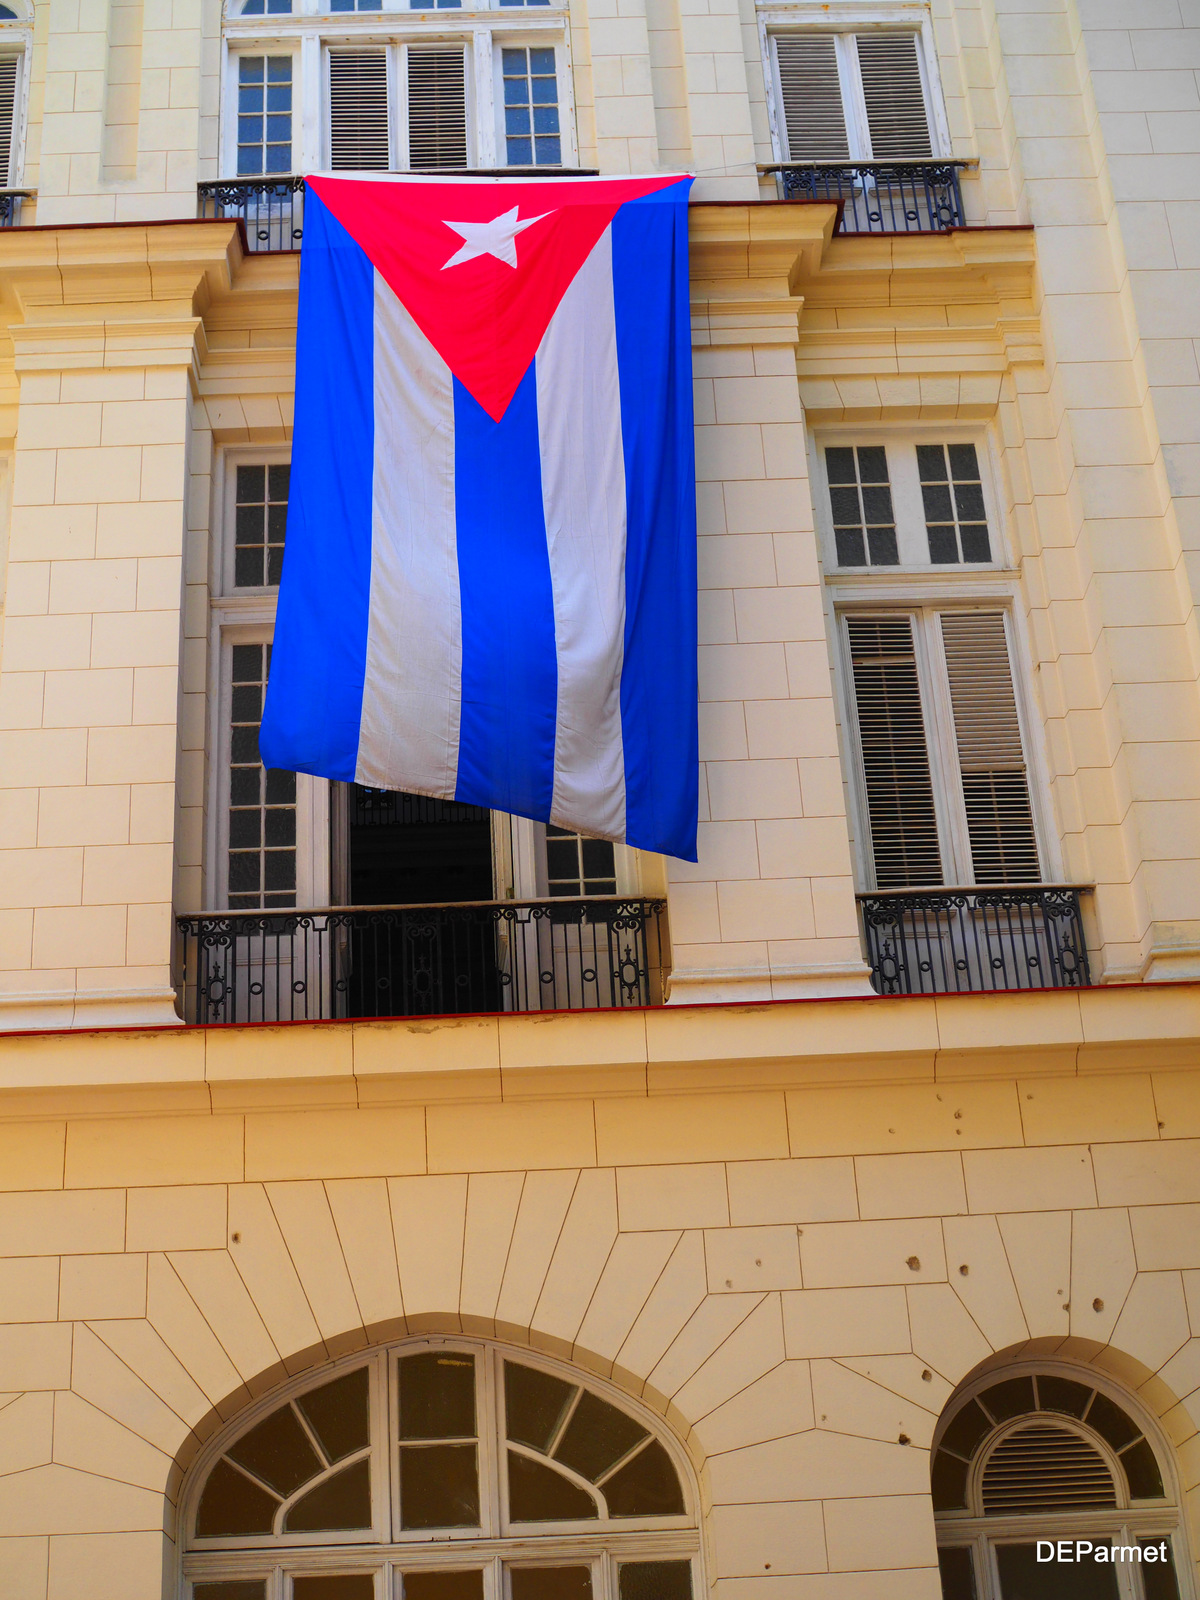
[226,642,298,909]
[223,2,573,178]
[769,28,938,162]
[545,826,617,896]
[933,1368,1185,1600]
[501,46,560,166]
[183,1340,699,1598]
[233,463,289,589]
[237,54,293,174]
[323,41,566,170]
[843,608,1041,889]
[819,441,996,571]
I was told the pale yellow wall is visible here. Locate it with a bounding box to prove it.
[0,991,1197,1598]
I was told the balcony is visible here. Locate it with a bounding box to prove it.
[176,896,667,1024]
[858,885,1091,996]
[761,160,967,234]
[197,172,600,254]
[0,189,34,226]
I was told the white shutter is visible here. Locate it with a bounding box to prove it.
[846,614,943,890]
[329,51,390,171]
[982,1425,1117,1515]
[0,58,18,187]
[773,33,849,161]
[940,611,1041,884]
[855,33,932,160]
[406,49,467,170]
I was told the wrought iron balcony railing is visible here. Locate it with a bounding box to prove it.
[858,885,1091,996]
[761,161,967,234]
[197,171,600,253]
[176,896,667,1024]
[198,176,306,252]
[0,189,34,227]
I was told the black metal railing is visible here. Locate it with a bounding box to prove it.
[197,172,600,253]
[762,161,967,233]
[198,176,306,252]
[0,190,34,227]
[858,885,1090,996]
[176,896,667,1024]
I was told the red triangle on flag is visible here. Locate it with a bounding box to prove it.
[307,174,684,422]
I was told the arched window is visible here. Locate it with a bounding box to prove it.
[183,1339,698,1600]
[932,1365,1189,1600]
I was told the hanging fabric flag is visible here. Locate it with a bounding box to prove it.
[259,172,698,862]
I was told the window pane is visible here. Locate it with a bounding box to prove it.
[403,1575,484,1600]
[1119,1435,1164,1499]
[1141,1539,1182,1600]
[234,459,288,589]
[979,1377,1036,1422]
[509,1570,592,1600]
[284,1458,372,1531]
[227,1404,322,1496]
[554,1390,647,1482]
[195,1584,268,1600]
[295,1367,370,1464]
[935,1548,976,1600]
[1084,1392,1140,1452]
[293,1580,375,1600]
[399,1351,476,1440]
[600,1439,685,1517]
[995,1543,1118,1600]
[505,1362,576,1452]
[919,444,991,564]
[238,55,291,175]
[618,1565,691,1600]
[195,1457,280,1537]
[508,1450,597,1521]
[930,1448,969,1512]
[1035,1376,1091,1419]
[502,47,560,166]
[399,1443,479,1529]
[825,447,897,569]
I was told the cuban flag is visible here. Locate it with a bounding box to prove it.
[259,172,698,862]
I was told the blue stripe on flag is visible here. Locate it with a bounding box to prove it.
[452,366,558,820]
[259,188,375,781]
[612,182,698,861]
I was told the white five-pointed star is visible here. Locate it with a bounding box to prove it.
[440,206,553,271]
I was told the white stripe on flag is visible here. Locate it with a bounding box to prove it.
[536,226,628,841]
[357,270,461,796]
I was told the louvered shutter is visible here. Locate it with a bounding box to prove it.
[855,33,932,159]
[847,615,943,889]
[0,58,17,187]
[982,1424,1117,1515]
[774,34,849,161]
[329,51,390,171]
[940,611,1041,884]
[406,49,467,170]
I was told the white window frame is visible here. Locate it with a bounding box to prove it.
[490,31,577,170]
[0,16,34,190]
[811,429,1012,576]
[934,1361,1195,1600]
[181,1337,702,1597]
[222,5,573,176]
[221,38,303,179]
[833,600,1059,891]
[207,447,331,913]
[757,4,951,166]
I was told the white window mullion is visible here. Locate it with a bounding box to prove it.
[917,608,974,885]
[299,33,321,171]
[475,28,497,168]
[834,31,869,160]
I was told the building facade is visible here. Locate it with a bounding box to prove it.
[1,0,1200,1597]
